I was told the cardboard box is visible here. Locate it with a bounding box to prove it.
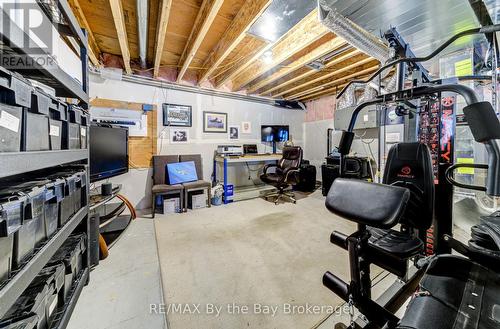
[163,198,181,214]
[191,194,206,210]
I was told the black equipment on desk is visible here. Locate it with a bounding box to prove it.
[243,144,258,154]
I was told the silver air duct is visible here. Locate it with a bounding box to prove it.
[137,0,148,68]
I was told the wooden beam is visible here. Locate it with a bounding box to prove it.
[260,48,362,96]
[176,0,225,83]
[109,0,132,74]
[229,9,331,91]
[153,0,173,78]
[299,81,351,102]
[246,37,348,94]
[274,56,376,98]
[198,0,272,84]
[67,0,101,66]
[285,65,379,100]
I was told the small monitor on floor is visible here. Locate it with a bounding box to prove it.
[167,161,198,184]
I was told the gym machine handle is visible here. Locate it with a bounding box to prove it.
[445,163,488,192]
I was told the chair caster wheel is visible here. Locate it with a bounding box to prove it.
[293,201,296,204]
[275,202,278,205]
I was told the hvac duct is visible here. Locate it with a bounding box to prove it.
[137,0,148,68]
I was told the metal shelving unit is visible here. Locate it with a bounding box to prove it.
[0,0,90,327]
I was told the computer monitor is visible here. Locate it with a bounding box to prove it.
[261,125,289,142]
[167,161,198,184]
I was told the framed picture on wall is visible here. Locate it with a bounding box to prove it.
[203,111,227,133]
[163,103,192,127]
[228,125,239,140]
[170,128,189,143]
[241,121,252,134]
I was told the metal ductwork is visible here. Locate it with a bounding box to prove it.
[136,0,148,68]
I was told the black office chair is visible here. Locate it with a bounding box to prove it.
[260,146,303,204]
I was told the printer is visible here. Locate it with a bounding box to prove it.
[217,145,243,156]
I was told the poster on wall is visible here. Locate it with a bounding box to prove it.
[229,125,239,140]
[163,103,192,127]
[241,121,252,134]
[203,111,227,133]
[170,128,189,143]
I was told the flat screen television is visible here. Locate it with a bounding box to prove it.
[90,125,129,182]
[261,125,289,142]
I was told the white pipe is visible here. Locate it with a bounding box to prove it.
[137,0,148,68]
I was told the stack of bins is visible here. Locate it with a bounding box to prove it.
[0,313,38,329]
[41,179,65,238]
[0,263,65,329]
[64,104,80,149]
[50,173,76,227]
[0,195,24,284]
[27,88,50,151]
[46,93,66,150]
[78,107,90,149]
[0,67,31,152]
[47,233,87,301]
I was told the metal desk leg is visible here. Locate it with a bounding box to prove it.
[223,158,228,204]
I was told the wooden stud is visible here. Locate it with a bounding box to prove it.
[67,0,101,66]
[274,56,376,98]
[260,48,362,96]
[246,37,348,94]
[229,9,331,91]
[286,65,379,100]
[176,0,225,83]
[109,0,132,74]
[153,0,173,78]
[198,0,272,84]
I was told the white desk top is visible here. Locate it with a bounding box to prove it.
[215,154,282,163]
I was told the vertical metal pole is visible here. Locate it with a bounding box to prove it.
[223,158,228,204]
[492,33,498,114]
[80,29,89,110]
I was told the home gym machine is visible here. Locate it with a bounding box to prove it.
[321,23,500,329]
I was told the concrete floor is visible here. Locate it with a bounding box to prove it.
[67,218,166,329]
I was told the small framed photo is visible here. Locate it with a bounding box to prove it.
[203,111,227,133]
[163,103,192,127]
[170,128,189,143]
[241,121,252,134]
[228,125,239,140]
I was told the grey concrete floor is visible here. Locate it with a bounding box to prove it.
[67,218,166,329]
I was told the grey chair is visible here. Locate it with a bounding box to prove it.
[152,155,183,218]
[179,154,211,211]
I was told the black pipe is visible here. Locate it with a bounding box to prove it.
[322,271,349,301]
[337,24,500,99]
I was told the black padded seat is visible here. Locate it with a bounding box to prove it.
[367,227,424,259]
[398,255,500,329]
[260,171,284,185]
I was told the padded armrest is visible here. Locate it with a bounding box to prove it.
[325,178,410,229]
[263,163,278,174]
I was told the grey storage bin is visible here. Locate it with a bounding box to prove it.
[60,175,76,226]
[68,105,82,124]
[12,183,47,247]
[0,67,32,108]
[80,125,88,149]
[31,264,65,326]
[0,235,13,284]
[25,112,50,151]
[0,313,38,329]
[3,281,48,329]
[43,179,65,238]
[0,104,23,152]
[48,233,86,300]
[0,194,25,274]
[30,88,50,115]
[49,118,62,150]
[13,219,37,268]
[63,122,80,149]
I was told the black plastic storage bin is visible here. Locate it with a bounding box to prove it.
[0,66,32,108]
[30,88,50,116]
[60,174,76,226]
[48,233,86,300]
[48,97,66,150]
[2,279,48,329]
[31,264,65,327]
[24,111,50,151]
[0,313,38,329]
[73,170,88,211]
[80,109,89,149]
[0,194,22,283]
[63,121,80,149]
[42,179,65,238]
[0,103,23,152]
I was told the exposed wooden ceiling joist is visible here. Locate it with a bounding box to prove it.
[299,81,352,102]
[67,0,101,66]
[153,0,173,78]
[230,9,331,92]
[198,0,272,84]
[259,48,362,96]
[176,0,225,83]
[109,0,132,74]
[287,65,379,100]
[275,56,376,98]
[246,37,348,94]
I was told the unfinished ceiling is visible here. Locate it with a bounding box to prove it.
[68,0,483,102]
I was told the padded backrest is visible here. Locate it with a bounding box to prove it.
[179,154,203,179]
[383,143,434,230]
[153,155,179,185]
[278,146,303,171]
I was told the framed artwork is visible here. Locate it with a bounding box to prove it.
[228,125,239,140]
[241,121,252,134]
[203,111,227,133]
[163,103,192,127]
[170,128,189,143]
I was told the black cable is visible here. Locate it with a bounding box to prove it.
[337,24,500,99]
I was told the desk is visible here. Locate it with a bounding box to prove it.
[214,154,282,204]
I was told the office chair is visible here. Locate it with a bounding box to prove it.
[260,146,303,204]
